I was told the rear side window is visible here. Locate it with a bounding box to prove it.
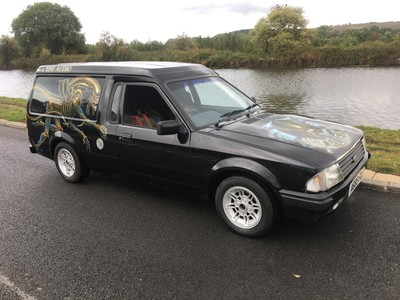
[30,76,105,121]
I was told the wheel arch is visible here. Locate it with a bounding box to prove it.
[208,157,282,209]
[49,131,76,158]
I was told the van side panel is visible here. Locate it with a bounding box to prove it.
[27,75,107,157]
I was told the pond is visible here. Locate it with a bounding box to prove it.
[218,67,400,130]
[1,67,399,129]
[0,69,35,99]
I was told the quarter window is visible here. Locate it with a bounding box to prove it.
[109,84,122,123]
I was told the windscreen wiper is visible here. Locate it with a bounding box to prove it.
[219,109,246,119]
[245,103,259,112]
[215,104,260,128]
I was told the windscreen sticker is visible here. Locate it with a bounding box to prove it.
[37,65,72,73]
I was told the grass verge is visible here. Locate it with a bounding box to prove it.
[0,97,399,175]
[357,126,400,176]
[0,97,27,122]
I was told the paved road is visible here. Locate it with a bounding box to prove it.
[0,126,399,299]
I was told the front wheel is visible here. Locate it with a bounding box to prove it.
[54,142,90,183]
[215,176,275,237]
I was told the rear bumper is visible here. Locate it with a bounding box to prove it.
[279,151,370,221]
[29,145,37,153]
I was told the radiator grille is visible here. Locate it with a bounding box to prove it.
[338,140,365,178]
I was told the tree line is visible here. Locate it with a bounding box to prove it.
[1,2,400,69]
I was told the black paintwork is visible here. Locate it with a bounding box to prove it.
[27,62,369,221]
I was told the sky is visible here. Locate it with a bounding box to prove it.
[1,0,399,44]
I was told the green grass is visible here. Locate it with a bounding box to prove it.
[1,97,398,175]
[0,97,27,122]
[357,126,400,176]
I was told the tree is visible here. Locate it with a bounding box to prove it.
[11,2,85,56]
[251,5,308,55]
[211,31,252,52]
[130,39,165,51]
[313,26,339,47]
[0,35,20,66]
[95,32,129,61]
[166,34,198,51]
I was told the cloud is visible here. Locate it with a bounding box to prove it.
[185,2,268,15]
[227,2,269,15]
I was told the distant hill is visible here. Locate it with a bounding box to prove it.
[212,29,250,38]
[332,21,400,31]
[213,22,400,39]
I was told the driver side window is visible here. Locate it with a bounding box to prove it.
[122,84,175,129]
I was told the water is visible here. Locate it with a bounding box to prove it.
[0,70,35,99]
[1,67,399,129]
[218,67,400,130]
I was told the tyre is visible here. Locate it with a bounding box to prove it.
[54,142,90,183]
[215,176,275,237]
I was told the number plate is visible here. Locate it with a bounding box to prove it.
[349,168,364,196]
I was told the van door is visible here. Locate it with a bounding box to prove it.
[107,82,191,186]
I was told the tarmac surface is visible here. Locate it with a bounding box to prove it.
[0,122,399,299]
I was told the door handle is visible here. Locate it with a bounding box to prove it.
[119,133,132,141]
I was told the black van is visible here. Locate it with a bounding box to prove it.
[27,62,370,237]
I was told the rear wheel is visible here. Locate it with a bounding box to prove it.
[215,176,275,237]
[54,142,89,183]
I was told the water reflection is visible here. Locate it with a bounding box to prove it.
[0,69,34,99]
[219,67,400,130]
[258,93,307,115]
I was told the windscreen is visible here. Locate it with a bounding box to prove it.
[168,77,253,127]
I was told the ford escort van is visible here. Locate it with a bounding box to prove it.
[27,62,370,237]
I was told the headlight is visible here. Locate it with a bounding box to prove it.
[306,163,344,193]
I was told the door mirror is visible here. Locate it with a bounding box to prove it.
[157,120,180,135]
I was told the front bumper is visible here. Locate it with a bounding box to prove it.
[279,151,370,221]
